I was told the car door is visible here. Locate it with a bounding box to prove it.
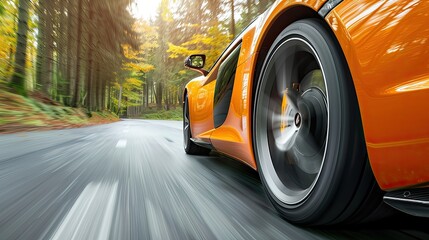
[209,42,256,167]
[189,77,216,143]
[189,43,242,143]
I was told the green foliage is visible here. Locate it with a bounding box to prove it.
[0,90,118,132]
[0,0,18,83]
[9,77,27,96]
[142,108,183,120]
[0,3,4,16]
[121,78,144,105]
[168,26,232,69]
[0,0,274,120]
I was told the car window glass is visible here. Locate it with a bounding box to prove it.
[213,44,242,128]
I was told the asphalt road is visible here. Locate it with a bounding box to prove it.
[0,120,428,240]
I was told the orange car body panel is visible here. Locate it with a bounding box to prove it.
[187,27,259,167]
[210,31,257,168]
[186,76,216,143]
[327,0,429,190]
[186,0,429,191]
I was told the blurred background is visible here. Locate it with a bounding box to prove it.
[2,2,429,240]
[0,0,275,133]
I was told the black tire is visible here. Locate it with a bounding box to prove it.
[183,94,211,155]
[253,19,388,225]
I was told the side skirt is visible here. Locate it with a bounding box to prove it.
[190,138,214,150]
[384,188,429,218]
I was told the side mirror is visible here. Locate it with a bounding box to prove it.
[184,54,208,76]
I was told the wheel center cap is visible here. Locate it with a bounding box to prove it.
[295,113,302,128]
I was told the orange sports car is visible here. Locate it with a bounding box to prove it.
[183,0,429,225]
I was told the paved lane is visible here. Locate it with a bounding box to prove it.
[0,120,428,240]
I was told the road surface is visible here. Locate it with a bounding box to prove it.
[0,120,428,240]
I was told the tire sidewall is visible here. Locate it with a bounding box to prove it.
[254,19,358,223]
[184,95,192,152]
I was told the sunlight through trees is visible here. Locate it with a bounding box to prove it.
[0,0,275,116]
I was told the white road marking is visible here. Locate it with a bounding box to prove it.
[123,130,129,133]
[97,183,117,240]
[51,182,118,240]
[146,199,170,240]
[116,139,127,148]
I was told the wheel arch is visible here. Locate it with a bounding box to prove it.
[183,88,188,104]
[250,4,337,155]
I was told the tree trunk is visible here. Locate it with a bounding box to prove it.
[71,0,84,107]
[107,82,111,111]
[230,0,235,38]
[57,0,68,102]
[117,85,123,115]
[101,72,107,110]
[5,44,14,75]
[258,0,274,14]
[142,82,147,108]
[35,0,46,91]
[97,72,104,111]
[85,2,94,111]
[10,0,30,95]
[164,87,169,111]
[145,80,149,108]
[207,0,220,25]
[66,0,75,106]
[41,0,55,96]
[246,0,253,23]
[94,61,100,110]
[156,82,163,110]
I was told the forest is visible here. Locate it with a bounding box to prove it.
[0,0,275,119]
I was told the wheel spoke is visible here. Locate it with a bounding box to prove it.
[273,123,298,151]
[274,55,288,96]
[274,56,300,111]
[286,89,300,111]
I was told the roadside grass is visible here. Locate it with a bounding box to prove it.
[141,107,183,121]
[0,89,119,133]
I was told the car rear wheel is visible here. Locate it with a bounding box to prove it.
[253,19,388,225]
[184,95,211,155]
